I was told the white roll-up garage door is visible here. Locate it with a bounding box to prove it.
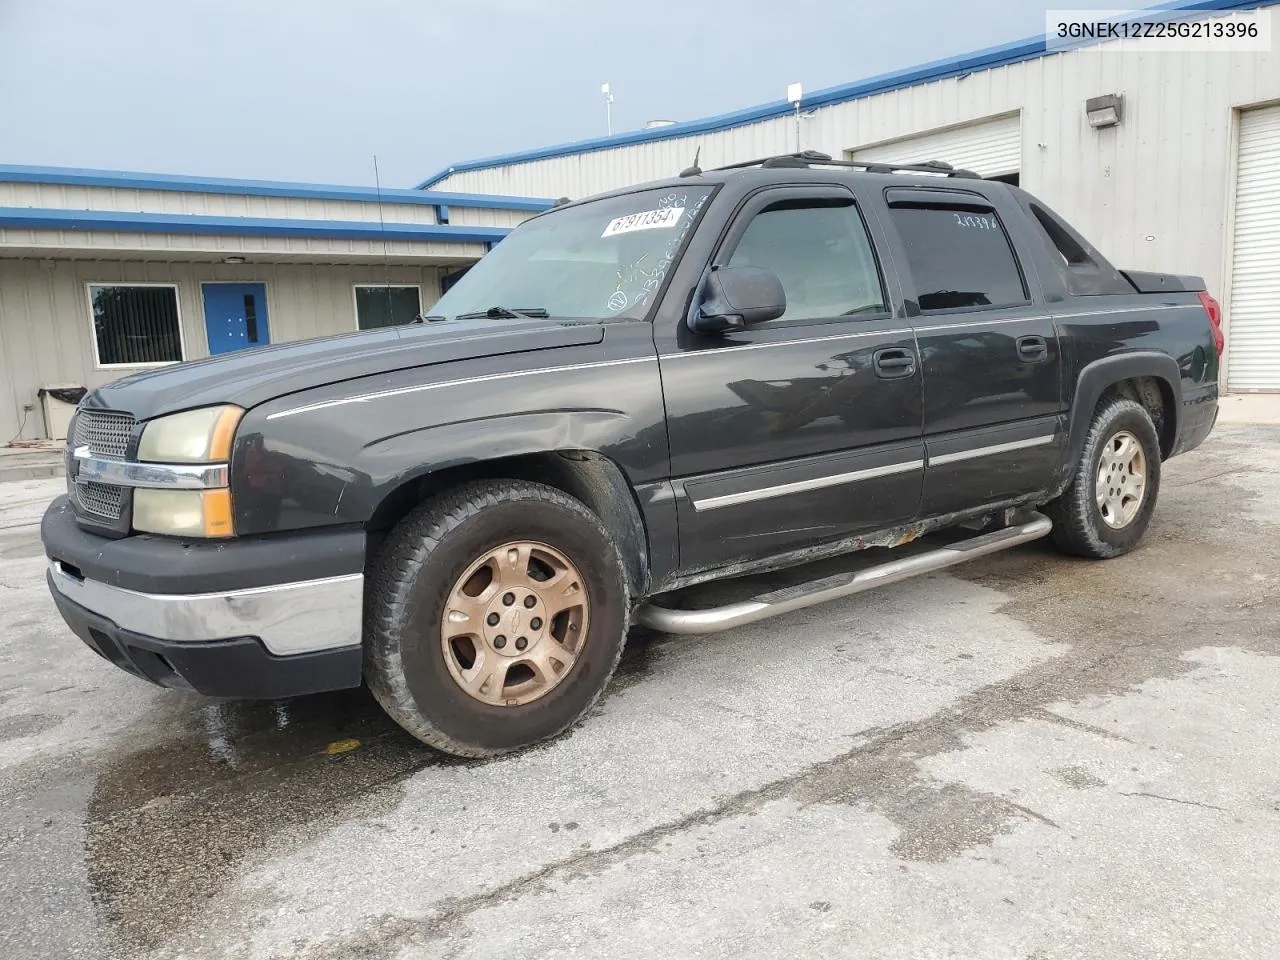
[850,114,1021,179]
[1227,104,1280,392]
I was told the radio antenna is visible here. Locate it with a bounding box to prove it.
[679,146,702,178]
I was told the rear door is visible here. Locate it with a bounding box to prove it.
[875,186,1063,515]
[655,184,923,573]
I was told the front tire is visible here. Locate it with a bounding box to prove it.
[1045,397,1161,559]
[365,480,628,757]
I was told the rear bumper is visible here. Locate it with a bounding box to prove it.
[42,494,366,698]
[49,579,362,698]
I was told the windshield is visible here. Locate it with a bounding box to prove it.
[430,186,714,321]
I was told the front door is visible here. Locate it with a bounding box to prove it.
[877,187,1063,516]
[656,185,923,574]
[202,282,270,354]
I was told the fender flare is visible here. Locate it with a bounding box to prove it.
[1063,351,1182,472]
[360,411,654,597]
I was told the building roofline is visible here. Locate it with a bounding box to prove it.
[415,0,1273,188]
[0,206,510,244]
[0,164,555,211]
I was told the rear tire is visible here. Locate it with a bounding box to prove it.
[1045,397,1161,559]
[365,479,628,758]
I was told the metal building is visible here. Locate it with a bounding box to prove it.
[0,167,550,442]
[420,0,1280,392]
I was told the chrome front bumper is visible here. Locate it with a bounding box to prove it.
[47,560,363,656]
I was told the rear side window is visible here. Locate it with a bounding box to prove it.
[726,200,887,321]
[888,206,1028,311]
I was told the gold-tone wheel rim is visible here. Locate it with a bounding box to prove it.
[440,541,590,707]
[1095,429,1147,529]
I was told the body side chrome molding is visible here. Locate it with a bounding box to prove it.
[268,356,656,420]
[914,315,1052,332]
[73,447,229,489]
[47,561,362,656]
[927,433,1055,467]
[691,458,923,511]
[663,327,915,358]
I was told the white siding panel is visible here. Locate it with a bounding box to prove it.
[0,229,489,262]
[849,113,1020,177]
[0,185,543,230]
[0,184,443,225]
[1226,104,1280,392]
[0,259,445,441]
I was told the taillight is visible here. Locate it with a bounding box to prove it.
[1198,291,1224,356]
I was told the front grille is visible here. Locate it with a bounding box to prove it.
[74,410,135,460]
[76,480,126,521]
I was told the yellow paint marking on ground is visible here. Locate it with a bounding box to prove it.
[323,738,361,755]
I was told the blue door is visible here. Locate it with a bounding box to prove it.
[202,282,270,354]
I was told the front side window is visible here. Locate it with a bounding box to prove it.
[726,200,886,321]
[355,284,422,329]
[88,284,183,367]
[429,186,714,321]
[888,205,1028,311]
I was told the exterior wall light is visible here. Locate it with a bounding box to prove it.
[1086,94,1123,129]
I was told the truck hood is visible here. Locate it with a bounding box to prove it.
[81,317,607,422]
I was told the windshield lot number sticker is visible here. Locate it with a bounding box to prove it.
[602,206,685,237]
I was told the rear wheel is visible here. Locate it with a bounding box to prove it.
[1045,397,1161,559]
[365,480,628,757]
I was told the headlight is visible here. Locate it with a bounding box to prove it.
[134,489,235,538]
[134,405,242,538]
[137,405,242,463]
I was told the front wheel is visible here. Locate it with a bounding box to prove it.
[1045,397,1162,559]
[364,480,629,757]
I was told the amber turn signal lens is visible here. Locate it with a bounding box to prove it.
[202,488,235,538]
[208,406,244,462]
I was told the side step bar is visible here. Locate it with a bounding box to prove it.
[633,513,1053,636]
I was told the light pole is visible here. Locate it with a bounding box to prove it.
[787,82,803,152]
[601,82,615,136]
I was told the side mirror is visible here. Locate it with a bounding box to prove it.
[689,266,786,334]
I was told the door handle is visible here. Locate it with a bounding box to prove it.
[873,347,916,379]
[1016,335,1048,363]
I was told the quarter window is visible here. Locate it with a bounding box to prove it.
[355,284,422,329]
[888,205,1028,311]
[88,284,183,367]
[726,200,886,321]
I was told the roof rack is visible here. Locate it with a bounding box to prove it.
[702,150,982,179]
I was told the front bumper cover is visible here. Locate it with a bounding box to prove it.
[42,494,367,699]
[49,580,362,698]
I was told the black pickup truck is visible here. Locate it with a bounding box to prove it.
[42,152,1221,757]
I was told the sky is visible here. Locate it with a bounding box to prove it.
[0,0,1099,189]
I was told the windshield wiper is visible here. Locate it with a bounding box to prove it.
[453,306,550,320]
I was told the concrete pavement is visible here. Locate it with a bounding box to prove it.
[0,426,1277,959]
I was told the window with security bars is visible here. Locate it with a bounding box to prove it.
[354,284,422,329]
[88,284,184,367]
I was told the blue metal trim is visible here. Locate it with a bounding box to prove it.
[434,203,450,224]
[414,0,1276,188]
[0,207,509,244]
[0,164,555,211]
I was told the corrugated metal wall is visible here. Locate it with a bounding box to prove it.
[849,113,1021,177]
[430,8,1280,302]
[0,259,443,441]
[0,227,491,262]
[0,183,530,230]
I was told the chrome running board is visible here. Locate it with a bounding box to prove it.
[633,513,1053,636]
